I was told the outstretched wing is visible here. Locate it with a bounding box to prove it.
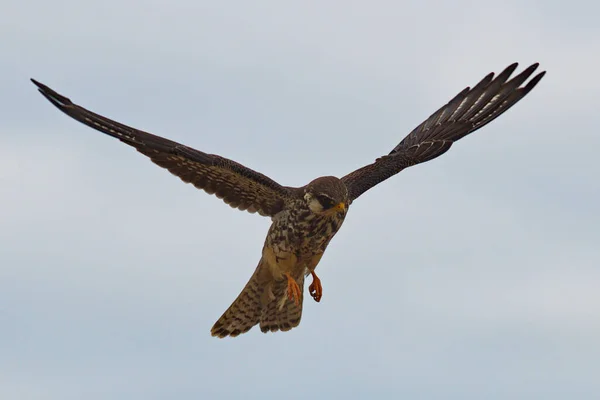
[31,79,295,217]
[341,62,545,202]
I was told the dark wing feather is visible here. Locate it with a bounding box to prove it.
[31,79,295,216]
[341,62,545,202]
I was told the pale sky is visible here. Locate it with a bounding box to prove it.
[2,1,599,399]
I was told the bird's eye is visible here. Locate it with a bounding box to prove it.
[316,194,335,210]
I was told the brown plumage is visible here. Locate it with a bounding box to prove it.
[31,62,546,337]
[211,257,306,338]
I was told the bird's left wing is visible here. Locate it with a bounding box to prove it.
[31,79,296,217]
[341,62,545,202]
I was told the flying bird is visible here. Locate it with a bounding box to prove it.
[31,62,545,338]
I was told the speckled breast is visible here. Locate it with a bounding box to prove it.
[266,199,347,260]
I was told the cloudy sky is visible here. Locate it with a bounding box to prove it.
[2,1,599,399]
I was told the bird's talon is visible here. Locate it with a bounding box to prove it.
[285,273,301,306]
[309,271,323,302]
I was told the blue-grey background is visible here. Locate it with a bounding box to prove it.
[1,1,599,399]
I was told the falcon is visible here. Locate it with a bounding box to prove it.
[31,62,545,338]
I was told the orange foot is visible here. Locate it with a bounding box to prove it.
[309,271,323,302]
[285,273,301,306]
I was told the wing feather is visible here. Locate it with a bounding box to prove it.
[31,79,295,216]
[341,63,545,201]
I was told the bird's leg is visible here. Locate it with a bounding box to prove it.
[285,273,301,306]
[309,271,323,302]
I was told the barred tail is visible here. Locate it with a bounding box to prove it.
[260,275,305,333]
[211,261,266,338]
[211,259,306,338]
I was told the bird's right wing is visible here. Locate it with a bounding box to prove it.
[32,79,296,217]
[341,62,545,202]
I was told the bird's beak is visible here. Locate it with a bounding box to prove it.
[335,202,346,212]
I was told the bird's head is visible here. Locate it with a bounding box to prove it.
[303,176,349,216]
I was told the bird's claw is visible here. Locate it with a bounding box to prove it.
[285,273,301,306]
[309,271,322,302]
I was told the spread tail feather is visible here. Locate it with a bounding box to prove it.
[211,260,305,338]
[260,275,304,333]
[211,263,265,338]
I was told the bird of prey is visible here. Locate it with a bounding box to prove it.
[31,62,545,338]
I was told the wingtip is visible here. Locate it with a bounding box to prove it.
[499,62,519,76]
[30,78,53,96]
[524,62,540,74]
[533,61,546,75]
[30,78,73,108]
[504,62,520,76]
[524,70,546,91]
[490,62,542,79]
